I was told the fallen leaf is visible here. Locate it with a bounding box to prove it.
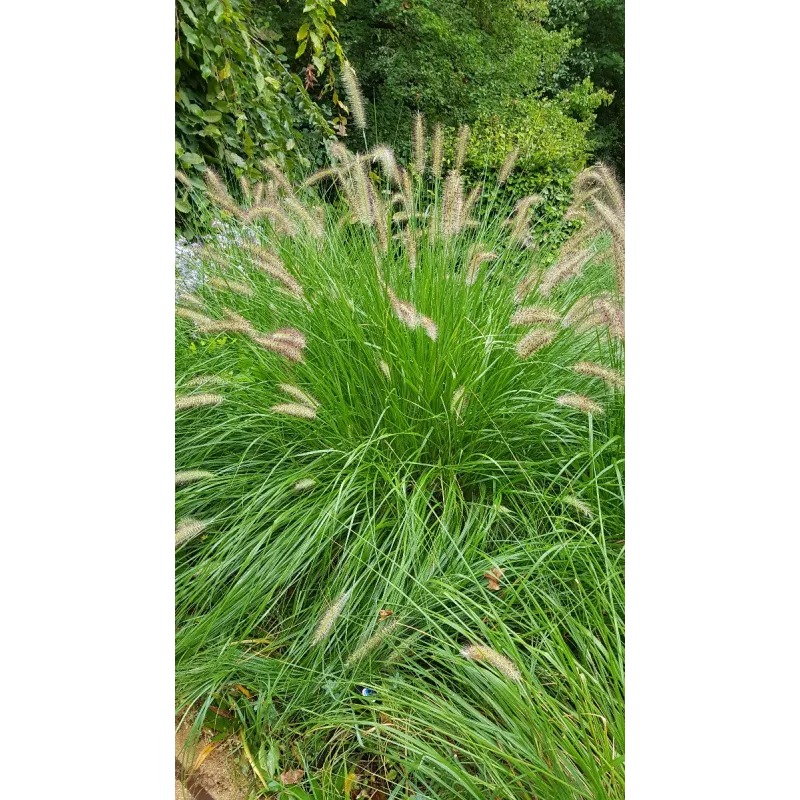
[378,609,393,620]
[280,768,304,785]
[191,742,217,773]
[235,684,252,699]
[483,567,505,591]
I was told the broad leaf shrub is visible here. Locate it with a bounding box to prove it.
[175,104,625,798]
[175,0,338,235]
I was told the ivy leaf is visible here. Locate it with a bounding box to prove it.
[202,110,222,122]
[179,21,198,46]
[180,152,204,166]
[218,61,231,80]
[296,23,309,41]
[295,39,307,58]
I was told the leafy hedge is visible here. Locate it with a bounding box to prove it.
[175,0,340,234]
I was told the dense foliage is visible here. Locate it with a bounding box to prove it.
[545,0,625,174]
[336,1,612,197]
[175,0,343,234]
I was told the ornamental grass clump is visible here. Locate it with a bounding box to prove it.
[176,83,624,799]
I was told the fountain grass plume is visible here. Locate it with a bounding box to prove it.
[572,361,624,389]
[556,394,604,415]
[431,122,444,178]
[175,393,224,410]
[509,306,561,327]
[271,403,317,420]
[516,329,557,359]
[341,61,367,132]
[278,384,320,409]
[412,112,426,175]
[454,125,470,172]
[460,644,522,682]
[175,470,214,486]
[175,518,208,547]
[312,590,352,645]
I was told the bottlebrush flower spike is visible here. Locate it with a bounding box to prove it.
[555,394,604,415]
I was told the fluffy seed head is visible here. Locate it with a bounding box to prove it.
[271,403,317,420]
[571,361,624,389]
[341,61,367,131]
[513,268,540,305]
[186,374,227,387]
[418,313,438,341]
[460,644,522,682]
[398,227,417,272]
[509,306,561,327]
[312,590,351,645]
[278,383,320,408]
[497,148,520,185]
[176,307,215,326]
[515,329,557,359]
[442,170,465,238]
[454,124,470,171]
[260,159,294,196]
[465,247,497,286]
[346,618,401,666]
[412,111,426,175]
[593,298,625,340]
[591,196,625,241]
[539,248,594,297]
[175,470,214,486]
[507,194,542,244]
[431,123,444,178]
[178,293,204,308]
[562,495,594,519]
[175,393,224,410]
[556,394,604,415]
[208,276,253,297]
[303,167,338,187]
[241,203,300,236]
[175,170,192,190]
[451,386,467,421]
[283,196,325,239]
[203,168,244,219]
[252,336,304,362]
[271,328,307,348]
[175,518,207,547]
[562,294,602,328]
[239,242,304,298]
[371,145,401,186]
[293,478,317,492]
[239,175,252,202]
[379,360,391,378]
